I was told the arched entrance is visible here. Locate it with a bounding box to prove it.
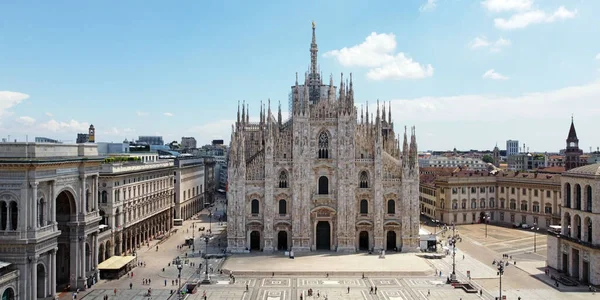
[277,231,288,251]
[55,190,76,291]
[386,231,397,251]
[37,263,46,298]
[2,288,15,300]
[250,231,261,251]
[315,221,331,250]
[359,231,369,251]
[98,243,105,263]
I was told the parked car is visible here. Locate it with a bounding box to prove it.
[521,224,530,229]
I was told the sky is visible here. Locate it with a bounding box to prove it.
[1,0,599,152]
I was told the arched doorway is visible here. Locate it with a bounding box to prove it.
[106,240,112,259]
[2,288,15,300]
[37,263,46,298]
[315,221,331,250]
[277,231,288,251]
[55,190,76,290]
[386,231,397,251]
[250,231,260,251]
[98,243,105,263]
[359,231,369,251]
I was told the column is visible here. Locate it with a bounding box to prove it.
[50,249,57,297]
[31,182,39,229]
[70,238,78,288]
[93,176,98,211]
[31,256,37,299]
[79,237,85,280]
[93,234,98,281]
[50,180,56,223]
[80,175,87,214]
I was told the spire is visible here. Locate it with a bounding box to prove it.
[567,115,578,141]
[237,100,240,123]
[361,105,364,124]
[241,100,246,124]
[246,104,249,123]
[277,100,282,126]
[267,98,271,121]
[388,101,392,124]
[382,101,386,123]
[402,126,409,166]
[365,101,369,125]
[310,21,318,77]
[376,99,380,123]
[339,73,345,102]
[409,126,417,168]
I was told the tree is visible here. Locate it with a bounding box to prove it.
[482,154,494,164]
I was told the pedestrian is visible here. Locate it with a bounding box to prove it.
[375,286,378,293]
[246,284,249,291]
[427,289,430,296]
[370,286,373,294]
[114,288,117,296]
[347,286,350,293]
[165,279,167,286]
[362,272,365,279]
[130,282,133,289]
[463,254,465,260]
[149,279,151,284]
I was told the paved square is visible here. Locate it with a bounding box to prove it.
[261,278,291,287]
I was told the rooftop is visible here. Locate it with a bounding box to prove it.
[565,163,600,176]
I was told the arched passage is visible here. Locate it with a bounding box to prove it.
[315,221,331,250]
[359,231,369,251]
[55,190,76,290]
[98,243,105,263]
[250,231,261,251]
[277,231,288,251]
[37,263,46,298]
[2,288,15,300]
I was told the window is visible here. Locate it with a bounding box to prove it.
[522,188,526,196]
[511,187,515,194]
[278,170,288,188]
[489,199,495,208]
[9,202,17,230]
[546,190,551,198]
[521,215,527,224]
[532,202,540,213]
[533,217,538,225]
[586,185,592,212]
[520,201,528,211]
[500,200,505,209]
[463,214,467,222]
[318,131,329,159]
[565,183,571,208]
[387,200,395,214]
[509,201,516,210]
[490,187,495,193]
[359,171,369,188]
[500,212,504,221]
[471,200,477,209]
[480,200,486,209]
[461,187,466,194]
[251,199,259,214]
[453,214,457,222]
[278,199,287,215]
[101,191,108,203]
[360,199,368,214]
[318,176,328,194]
[544,204,552,214]
[461,201,466,209]
[480,187,485,193]
[501,187,505,193]
[534,189,538,197]
[575,184,582,210]
[452,188,457,194]
[510,214,515,222]
[452,201,458,210]
[471,187,476,193]
[38,198,45,227]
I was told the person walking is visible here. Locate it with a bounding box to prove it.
[347,286,350,293]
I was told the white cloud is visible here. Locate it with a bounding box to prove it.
[16,116,36,126]
[469,36,491,49]
[45,112,54,117]
[384,80,600,150]
[324,32,433,80]
[469,36,512,51]
[136,111,149,116]
[494,6,577,30]
[0,91,29,118]
[420,0,438,12]
[481,0,533,12]
[596,53,600,60]
[39,119,89,133]
[483,69,509,80]
[163,112,174,117]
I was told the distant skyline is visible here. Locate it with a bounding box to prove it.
[1,0,599,152]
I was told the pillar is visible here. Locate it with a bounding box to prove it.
[50,248,57,297]
[31,257,37,300]
[80,175,87,214]
[79,238,85,284]
[31,182,39,229]
[93,234,98,281]
[50,180,56,223]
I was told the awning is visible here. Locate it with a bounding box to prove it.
[97,256,136,270]
[0,261,11,269]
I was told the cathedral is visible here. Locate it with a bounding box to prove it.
[226,24,420,253]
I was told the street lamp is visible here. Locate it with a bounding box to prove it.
[484,213,491,238]
[175,257,183,299]
[531,223,540,252]
[201,235,212,284]
[448,224,459,282]
[492,259,508,300]
[208,208,213,234]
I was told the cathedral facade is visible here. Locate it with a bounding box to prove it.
[226,24,420,253]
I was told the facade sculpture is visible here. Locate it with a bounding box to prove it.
[226,24,420,253]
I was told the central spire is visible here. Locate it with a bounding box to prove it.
[310,21,318,77]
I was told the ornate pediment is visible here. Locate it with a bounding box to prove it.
[246,192,263,201]
[311,206,336,217]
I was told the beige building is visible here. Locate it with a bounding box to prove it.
[421,170,562,229]
[547,163,600,285]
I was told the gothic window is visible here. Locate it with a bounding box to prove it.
[318,176,328,195]
[278,199,287,215]
[278,171,288,188]
[251,199,260,214]
[360,199,368,214]
[586,185,592,212]
[9,201,17,230]
[38,198,45,227]
[318,131,329,159]
[359,171,369,188]
[575,184,582,210]
[101,191,108,203]
[387,200,395,214]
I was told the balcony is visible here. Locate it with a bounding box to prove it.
[312,194,333,206]
[557,233,600,250]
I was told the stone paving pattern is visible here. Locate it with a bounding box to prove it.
[70,200,598,299]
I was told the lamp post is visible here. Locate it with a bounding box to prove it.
[192,223,195,251]
[485,213,491,238]
[492,259,507,300]
[449,224,458,282]
[531,223,540,252]
[208,209,213,234]
[175,257,183,299]
[201,235,212,284]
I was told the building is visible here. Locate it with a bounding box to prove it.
[181,137,197,149]
[88,125,95,143]
[506,140,519,157]
[507,153,547,171]
[227,24,420,253]
[419,156,487,170]
[565,118,585,171]
[34,137,61,143]
[421,169,562,229]
[76,133,90,143]
[547,163,600,285]
[0,142,104,299]
[0,262,19,300]
[97,153,175,265]
[174,156,215,220]
[97,142,130,155]
[137,136,164,146]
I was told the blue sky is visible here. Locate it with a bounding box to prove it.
[1,0,599,152]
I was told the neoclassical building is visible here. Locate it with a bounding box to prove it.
[0,143,103,299]
[226,24,420,253]
[547,163,600,285]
